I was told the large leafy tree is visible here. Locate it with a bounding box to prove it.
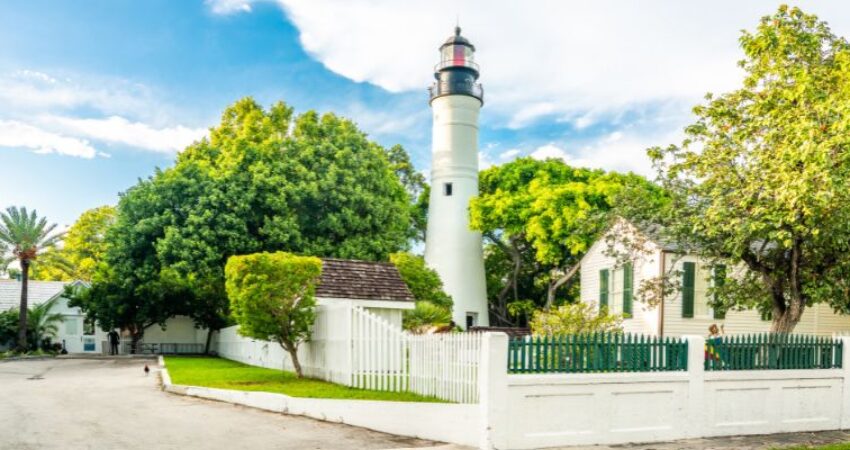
[647,6,850,333]
[31,206,115,281]
[225,252,322,378]
[390,252,453,331]
[77,98,413,349]
[470,158,662,324]
[0,207,63,351]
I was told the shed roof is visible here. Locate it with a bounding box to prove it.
[317,258,415,302]
[0,280,70,311]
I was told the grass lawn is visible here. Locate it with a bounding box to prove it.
[164,356,444,402]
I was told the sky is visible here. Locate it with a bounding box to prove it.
[1,0,850,227]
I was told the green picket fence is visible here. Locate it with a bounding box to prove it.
[704,334,843,371]
[508,333,688,374]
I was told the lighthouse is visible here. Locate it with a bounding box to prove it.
[424,27,489,329]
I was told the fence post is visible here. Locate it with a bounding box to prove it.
[479,332,509,450]
[840,336,850,429]
[684,335,706,438]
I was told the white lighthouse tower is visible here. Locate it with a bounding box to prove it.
[424,27,489,329]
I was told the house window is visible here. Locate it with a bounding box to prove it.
[713,265,727,319]
[599,269,609,309]
[444,182,453,196]
[84,317,95,335]
[465,312,478,329]
[622,262,633,317]
[682,262,696,318]
[65,317,79,335]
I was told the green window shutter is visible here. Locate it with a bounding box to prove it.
[713,265,726,319]
[599,269,609,308]
[682,262,695,318]
[622,263,633,316]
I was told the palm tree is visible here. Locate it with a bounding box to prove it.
[0,207,63,351]
[27,296,65,349]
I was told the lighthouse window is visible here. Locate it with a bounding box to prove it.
[444,182,453,196]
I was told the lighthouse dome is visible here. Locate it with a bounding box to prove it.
[441,26,475,51]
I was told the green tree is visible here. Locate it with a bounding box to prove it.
[0,207,63,350]
[390,252,453,331]
[79,98,413,349]
[470,158,663,323]
[31,206,115,281]
[529,303,623,336]
[647,6,850,333]
[225,252,322,378]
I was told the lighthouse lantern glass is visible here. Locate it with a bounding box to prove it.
[442,44,473,68]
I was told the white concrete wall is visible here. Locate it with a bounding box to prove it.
[480,334,850,449]
[142,316,205,344]
[162,380,480,447]
[425,94,489,328]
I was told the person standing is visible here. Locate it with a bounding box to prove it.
[107,330,120,355]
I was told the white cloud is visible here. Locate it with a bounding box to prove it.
[499,148,521,160]
[0,121,96,159]
[268,1,850,128]
[206,0,253,14]
[0,71,154,118]
[529,127,683,177]
[0,70,209,157]
[41,116,208,154]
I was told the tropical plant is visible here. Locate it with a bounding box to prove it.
[403,301,453,333]
[225,251,322,378]
[0,207,63,350]
[529,302,623,336]
[26,296,65,349]
[645,6,850,332]
[0,309,17,348]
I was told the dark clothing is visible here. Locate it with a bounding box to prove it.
[108,331,120,355]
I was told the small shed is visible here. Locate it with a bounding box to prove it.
[315,258,415,329]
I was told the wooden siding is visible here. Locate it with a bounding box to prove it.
[579,227,850,337]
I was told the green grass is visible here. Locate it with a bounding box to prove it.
[164,356,444,402]
[774,444,850,450]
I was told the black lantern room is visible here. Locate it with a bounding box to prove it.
[429,26,483,103]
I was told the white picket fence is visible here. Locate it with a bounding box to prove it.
[409,332,481,403]
[214,304,483,403]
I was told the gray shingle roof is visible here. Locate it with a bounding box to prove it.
[0,280,69,311]
[316,258,415,302]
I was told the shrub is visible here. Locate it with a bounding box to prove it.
[225,252,322,377]
[530,302,623,336]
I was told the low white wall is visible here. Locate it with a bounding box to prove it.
[482,335,850,450]
[160,364,479,447]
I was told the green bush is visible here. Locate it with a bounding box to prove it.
[225,252,322,377]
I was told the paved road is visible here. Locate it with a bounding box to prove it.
[0,358,450,450]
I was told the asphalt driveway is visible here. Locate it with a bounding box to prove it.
[0,358,450,450]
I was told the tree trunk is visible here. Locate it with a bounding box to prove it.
[16,259,29,352]
[130,330,143,354]
[204,328,215,355]
[283,342,303,378]
[770,299,804,333]
[545,264,581,309]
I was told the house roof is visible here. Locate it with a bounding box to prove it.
[0,280,71,311]
[317,258,415,302]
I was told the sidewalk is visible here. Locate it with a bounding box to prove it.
[563,430,850,450]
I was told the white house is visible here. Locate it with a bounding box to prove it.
[579,220,850,336]
[0,280,108,353]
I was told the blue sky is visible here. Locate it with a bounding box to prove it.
[2,0,849,226]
